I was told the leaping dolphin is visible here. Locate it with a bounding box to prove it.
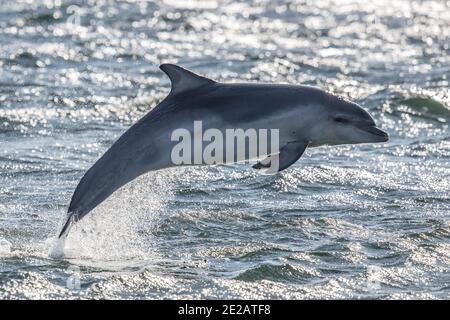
[58,64,388,238]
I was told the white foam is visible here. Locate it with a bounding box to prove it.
[47,212,73,259]
[48,235,67,259]
[0,238,12,257]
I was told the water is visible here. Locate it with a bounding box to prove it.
[0,0,449,299]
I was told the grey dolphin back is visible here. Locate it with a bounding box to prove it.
[160,64,216,96]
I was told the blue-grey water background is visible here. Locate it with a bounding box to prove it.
[0,0,449,299]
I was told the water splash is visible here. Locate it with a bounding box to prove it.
[47,235,67,259]
[46,170,175,264]
[0,238,12,257]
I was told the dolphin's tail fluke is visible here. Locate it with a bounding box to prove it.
[58,212,79,239]
[59,89,167,239]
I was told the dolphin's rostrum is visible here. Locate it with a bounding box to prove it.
[59,64,388,238]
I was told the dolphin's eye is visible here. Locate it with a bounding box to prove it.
[334,117,348,123]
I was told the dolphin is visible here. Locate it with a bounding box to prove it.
[58,64,388,238]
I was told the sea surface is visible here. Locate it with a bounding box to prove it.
[0,0,449,299]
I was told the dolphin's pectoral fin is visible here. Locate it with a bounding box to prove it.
[160,64,215,96]
[253,141,308,172]
[276,141,308,171]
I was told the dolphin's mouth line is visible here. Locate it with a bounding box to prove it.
[357,125,389,141]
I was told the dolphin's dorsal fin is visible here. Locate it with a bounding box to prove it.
[160,64,215,95]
